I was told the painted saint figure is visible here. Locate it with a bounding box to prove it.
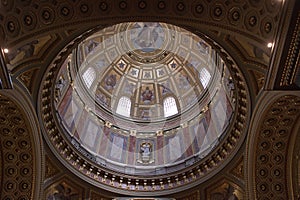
[141,86,154,103]
[138,142,154,164]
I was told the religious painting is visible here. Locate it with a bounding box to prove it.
[206,181,242,200]
[159,81,173,96]
[137,108,151,120]
[130,22,165,53]
[54,75,66,102]
[139,84,155,104]
[195,40,209,55]
[83,39,99,55]
[176,70,192,93]
[45,179,83,200]
[137,141,154,164]
[7,35,52,65]
[122,79,136,96]
[100,70,121,92]
[95,88,111,109]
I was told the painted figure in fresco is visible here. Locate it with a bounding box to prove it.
[161,83,171,95]
[124,80,135,95]
[141,86,154,103]
[178,74,190,90]
[141,142,151,157]
[140,109,150,120]
[104,74,117,90]
[46,183,79,200]
[95,91,109,107]
[85,39,99,54]
[226,77,235,99]
[138,142,154,164]
[7,40,38,63]
[210,183,239,200]
[227,78,235,91]
[197,40,209,54]
[54,76,65,102]
[132,22,164,52]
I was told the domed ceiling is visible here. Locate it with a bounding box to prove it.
[40,22,248,195]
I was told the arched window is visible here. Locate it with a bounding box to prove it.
[82,67,96,88]
[163,97,178,117]
[200,68,211,88]
[116,96,131,117]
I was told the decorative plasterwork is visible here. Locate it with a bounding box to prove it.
[0,0,284,81]
[176,190,200,200]
[45,155,61,180]
[265,0,299,90]
[44,177,84,200]
[287,115,300,199]
[0,0,282,43]
[17,68,39,93]
[38,22,250,196]
[205,179,244,200]
[89,190,111,200]
[280,12,300,87]
[0,89,43,200]
[246,92,300,199]
[230,156,244,181]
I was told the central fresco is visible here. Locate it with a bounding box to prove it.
[75,22,219,122]
[53,22,236,175]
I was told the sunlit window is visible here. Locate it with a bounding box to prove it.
[82,67,96,88]
[116,96,131,117]
[200,68,211,88]
[163,97,178,117]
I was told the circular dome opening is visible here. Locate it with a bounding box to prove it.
[52,22,237,176]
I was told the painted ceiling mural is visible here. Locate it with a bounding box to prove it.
[2,0,299,199]
[52,22,237,177]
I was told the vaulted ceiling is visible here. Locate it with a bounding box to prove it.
[0,0,299,199]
